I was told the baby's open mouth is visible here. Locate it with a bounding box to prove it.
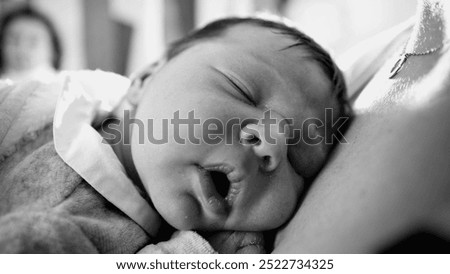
[210,170,230,199]
[197,164,241,215]
[207,166,241,206]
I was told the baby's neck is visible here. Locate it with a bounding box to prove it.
[407,0,450,53]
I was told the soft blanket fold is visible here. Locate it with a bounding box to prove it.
[0,123,150,253]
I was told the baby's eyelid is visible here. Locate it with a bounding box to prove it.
[214,68,257,107]
[220,71,256,106]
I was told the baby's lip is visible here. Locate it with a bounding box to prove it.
[196,164,243,216]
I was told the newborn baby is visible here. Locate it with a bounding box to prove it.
[0,17,350,253]
[103,17,350,233]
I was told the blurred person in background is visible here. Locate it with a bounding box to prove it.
[0,6,61,83]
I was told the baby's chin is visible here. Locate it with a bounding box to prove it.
[158,193,237,231]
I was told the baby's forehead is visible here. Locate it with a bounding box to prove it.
[164,23,317,79]
[212,25,331,105]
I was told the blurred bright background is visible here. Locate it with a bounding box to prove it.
[0,0,417,76]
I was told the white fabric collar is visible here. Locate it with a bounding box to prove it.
[53,70,160,237]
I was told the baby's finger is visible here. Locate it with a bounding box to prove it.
[236,232,265,254]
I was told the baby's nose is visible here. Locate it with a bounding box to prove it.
[240,120,288,173]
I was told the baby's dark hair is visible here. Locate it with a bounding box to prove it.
[0,6,62,71]
[167,17,352,125]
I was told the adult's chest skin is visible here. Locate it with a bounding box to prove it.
[273,45,450,253]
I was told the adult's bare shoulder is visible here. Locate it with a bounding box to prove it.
[408,47,450,109]
[273,50,450,254]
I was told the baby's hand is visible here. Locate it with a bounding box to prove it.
[203,231,266,254]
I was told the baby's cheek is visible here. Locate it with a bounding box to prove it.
[288,142,328,179]
[272,168,304,226]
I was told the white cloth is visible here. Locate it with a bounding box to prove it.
[52,70,161,237]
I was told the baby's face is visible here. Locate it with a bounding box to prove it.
[131,24,334,231]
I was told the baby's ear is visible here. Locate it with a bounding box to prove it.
[126,80,146,107]
[127,61,164,106]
